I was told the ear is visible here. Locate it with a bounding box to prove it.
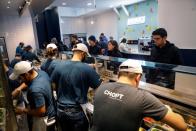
[135,74,141,83]
[81,52,85,56]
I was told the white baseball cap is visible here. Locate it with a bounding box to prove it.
[9,61,33,80]
[46,43,57,49]
[119,59,143,74]
[72,43,91,56]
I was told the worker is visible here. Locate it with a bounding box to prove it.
[91,59,187,131]
[9,61,56,131]
[51,43,102,131]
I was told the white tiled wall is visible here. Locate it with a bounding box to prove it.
[0,9,36,61]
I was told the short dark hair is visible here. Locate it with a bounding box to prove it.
[88,35,96,42]
[24,45,32,51]
[71,34,78,39]
[152,28,167,38]
[118,71,139,79]
[121,38,127,43]
[19,42,24,45]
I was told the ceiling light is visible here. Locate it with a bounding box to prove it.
[87,2,92,6]
[62,2,66,6]
[90,20,94,25]
[109,5,114,8]
[8,1,11,4]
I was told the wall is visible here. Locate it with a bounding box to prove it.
[158,0,196,49]
[60,17,86,35]
[58,7,91,41]
[0,9,36,60]
[35,7,61,48]
[58,7,95,17]
[85,10,118,40]
[118,0,158,40]
[59,9,118,41]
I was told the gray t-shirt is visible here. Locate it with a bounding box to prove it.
[92,82,168,131]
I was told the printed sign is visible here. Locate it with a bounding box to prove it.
[127,16,146,25]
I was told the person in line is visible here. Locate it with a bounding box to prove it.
[70,34,82,49]
[147,28,182,88]
[99,33,108,43]
[107,40,123,57]
[151,28,183,65]
[91,59,187,131]
[88,35,102,55]
[119,38,129,52]
[51,43,102,131]
[99,36,108,55]
[22,45,41,63]
[9,61,56,131]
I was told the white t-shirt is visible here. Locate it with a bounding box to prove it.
[119,42,129,52]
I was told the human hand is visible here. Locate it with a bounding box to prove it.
[12,88,21,98]
[165,105,172,112]
[15,107,25,115]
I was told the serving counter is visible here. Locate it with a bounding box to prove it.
[94,55,196,130]
[61,51,196,130]
[0,51,18,131]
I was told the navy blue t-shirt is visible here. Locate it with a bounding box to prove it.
[10,59,21,68]
[16,46,24,56]
[41,59,61,76]
[27,70,56,118]
[22,52,40,62]
[89,44,102,55]
[51,60,102,106]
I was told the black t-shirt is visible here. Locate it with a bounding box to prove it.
[22,52,40,62]
[89,44,101,55]
[107,50,123,57]
[150,41,182,65]
[92,82,168,131]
